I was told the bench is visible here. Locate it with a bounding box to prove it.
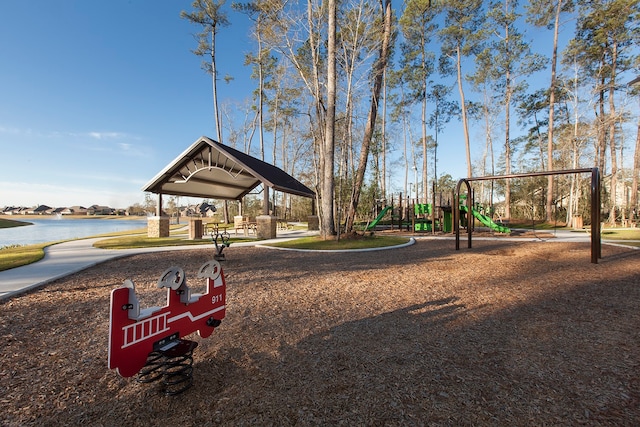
[234,219,256,235]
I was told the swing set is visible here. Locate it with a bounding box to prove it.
[454,168,602,264]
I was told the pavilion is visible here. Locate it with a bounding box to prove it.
[142,136,316,239]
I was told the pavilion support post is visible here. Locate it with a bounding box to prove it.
[263,185,270,215]
[307,215,319,231]
[234,197,244,235]
[307,197,319,231]
[255,185,277,239]
[188,218,203,240]
[156,193,163,217]
[148,193,169,238]
[256,215,277,240]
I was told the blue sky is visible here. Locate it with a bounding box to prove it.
[2,2,636,209]
[1,0,255,208]
[0,0,526,209]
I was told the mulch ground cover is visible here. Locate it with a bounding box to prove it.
[1,238,639,426]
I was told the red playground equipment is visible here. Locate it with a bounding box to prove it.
[108,259,226,393]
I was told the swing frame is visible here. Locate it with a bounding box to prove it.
[454,168,601,264]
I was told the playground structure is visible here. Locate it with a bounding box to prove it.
[108,259,226,395]
[459,204,511,234]
[363,168,602,264]
[365,188,510,235]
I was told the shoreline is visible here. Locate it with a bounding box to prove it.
[3,214,145,220]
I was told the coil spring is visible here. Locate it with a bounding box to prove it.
[136,351,164,384]
[136,340,198,396]
[162,347,195,396]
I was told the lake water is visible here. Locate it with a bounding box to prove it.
[0,218,148,247]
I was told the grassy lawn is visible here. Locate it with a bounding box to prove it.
[93,236,211,249]
[559,227,640,247]
[92,235,251,249]
[600,228,640,240]
[505,220,569,230]
[599,228,640,247]
[265,235,411,250]
[0,243,52,271]
[0,217,59,270]
[0,218,32,229]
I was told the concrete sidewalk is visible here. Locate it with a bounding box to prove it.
[0,239,194,300]
[0,230,316,301]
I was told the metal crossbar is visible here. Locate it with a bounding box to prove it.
[454,168,601,264]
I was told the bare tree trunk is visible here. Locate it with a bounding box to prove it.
[607,41,619,225]
[504,71,512,220]
[258,42,265,162]
[421,37,429,203]
[545,0,562,222]
[400,83,410,203]
[597,79,607,173]
[479,83,494,206]
[456,44,471,178]
[422,106,428,203]
[631,111,640,218]
[345,0,392,232]
[381,69,388,199]
[210,25,230,223]
[502,14,512,220]
[290,0,330,236]
[270,82,280,217]
[568,66,580,226]
[321,0,337,238]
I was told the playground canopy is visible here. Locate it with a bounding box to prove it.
[142,136,315,201]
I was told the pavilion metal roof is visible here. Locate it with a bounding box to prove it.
[142,136,315,200]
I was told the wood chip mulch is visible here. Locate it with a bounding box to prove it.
[1,239,639,426]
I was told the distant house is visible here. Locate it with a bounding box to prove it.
[62,206,88,215]
[199,202,217,217]
[3,206,59,215]
[183,202,217,218]
[30,205,52,215]
[1,206,20,215]
[125,205,148,216]
[87,205,114,215]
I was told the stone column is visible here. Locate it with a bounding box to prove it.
[148,216,170,238]
[189,219,203,240]
[307,215,319,231]
[256,215,277,240]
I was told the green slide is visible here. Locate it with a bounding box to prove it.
[366,206,393,230]
[460,205,510,234]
